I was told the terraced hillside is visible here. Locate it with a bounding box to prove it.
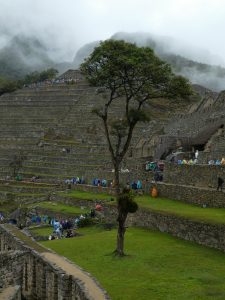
[0,72,146,200]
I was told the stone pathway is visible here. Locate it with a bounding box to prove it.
[4,224,109,299]
[42,252,107,300]
[0,285,20,300]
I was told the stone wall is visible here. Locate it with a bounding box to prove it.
[163,162,225,188]
[129,206,225,252]
[106,204,225,253]
[145,182,225,208]
[60,179,225,209]
[0,251,25,289]
[51,194,225,253]
[69,184,116,195]
[0,224,110,300]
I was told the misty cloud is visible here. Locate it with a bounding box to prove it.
[1,0,225,90]
[0,0,225,64]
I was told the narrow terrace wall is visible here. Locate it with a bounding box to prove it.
[106,204,225,253]
[163,162,225,188]
[146,182,225,208]
[128,210,225,252]
[0,251,25,290]
[52,193,225,253]
[0,225,110,300]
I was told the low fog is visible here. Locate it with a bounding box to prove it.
[1,0,225,90]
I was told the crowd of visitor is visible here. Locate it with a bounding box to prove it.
[30,206,101,241]
[26,77,79,88]
[92,178,108,187]
[64,176,85,185]
[208,158,225,165]
[177,158,198,165]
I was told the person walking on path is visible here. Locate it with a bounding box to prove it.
[217,177,224,191]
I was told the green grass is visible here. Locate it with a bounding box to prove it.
[29,201,89,215]
[29,225,53,236]
[0,200,18,213]
[135,195,225,225]
[5,224,48,253]
[7,192,46,197]
[59,190,225,225]
[61,190,114,201]
[41,226,225,300]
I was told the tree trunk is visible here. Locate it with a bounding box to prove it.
[115,208,128,256]
[114,164,120,195]
[114,163,128,256]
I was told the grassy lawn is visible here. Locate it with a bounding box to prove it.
[0,200,18,214]
[60,190,225,225]
[40,226,225,300]
[135,195,225,225]
[9,192,46,197]
[62,190,115,201]
[29,201,89,215]
[29,225,53,236]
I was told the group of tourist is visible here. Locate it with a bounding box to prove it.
[30,206,101,241]
[49,218,74,239]
[208,158,225,165]
[177,157,225,165]
[92,178,108,187]
[177,158,198,165]
[26,77,79,88]
[130,180,143,190]
[64,176,85,185]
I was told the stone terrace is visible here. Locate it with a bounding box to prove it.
[0,71,146,203]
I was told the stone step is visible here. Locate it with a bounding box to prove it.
[0,190,47,202]
[0,183,55,193]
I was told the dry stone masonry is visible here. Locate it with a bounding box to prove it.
[0,224,110,300]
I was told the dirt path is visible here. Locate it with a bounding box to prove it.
[42,252,107,300]
[0,286,20,300]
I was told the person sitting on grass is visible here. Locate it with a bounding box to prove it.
[49,234,56,240]
[65,229,76,238]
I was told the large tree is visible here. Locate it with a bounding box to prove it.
[81,39,192,256]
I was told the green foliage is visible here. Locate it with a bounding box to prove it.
[0,77,21,96]
[23,71,40,85]
[110,119,128,137]
[118,189,138,214]
[0,68,58,96]
[81,39,192,254]
[81,39,192,165]
[81,39,192,100]
[128,109,149,123]
[39,68,58,81]
[23,68,58,85]
[78,217,95,227]
[167,75,193,98]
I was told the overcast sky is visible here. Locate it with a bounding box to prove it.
[0,0,225,64]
